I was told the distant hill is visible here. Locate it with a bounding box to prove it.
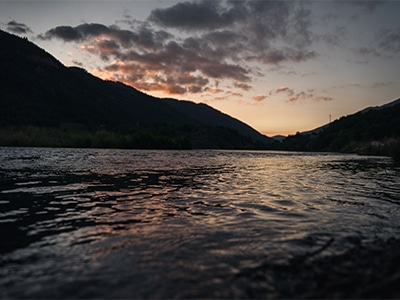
[0,30,272,149]
[279,97,400,161]
[271,135,286,142]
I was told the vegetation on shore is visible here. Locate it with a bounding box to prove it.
[0,125,270,150]
[275,98,400,165]
[359,137,400,166]
[0,126,192,150]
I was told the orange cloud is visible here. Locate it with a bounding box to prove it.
[270,86,333,103]
[234,82,252,91]
[97,61,211,95]
[276,86,291,94]
[226,91,243,97]
[214,95,228,101]
[205,87,224,94]
[252,95,267,102]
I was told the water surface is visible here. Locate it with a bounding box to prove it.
[1,148,399,298]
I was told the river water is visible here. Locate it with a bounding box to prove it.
[1,147,399,298]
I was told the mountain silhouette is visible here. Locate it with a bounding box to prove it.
[0,30,272,149]
[280,97,400,159]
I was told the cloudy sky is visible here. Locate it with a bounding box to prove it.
[1,0,399,136]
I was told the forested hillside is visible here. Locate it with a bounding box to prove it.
[0,30,272,149]
[279,98,400,163]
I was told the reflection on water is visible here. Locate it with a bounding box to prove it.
[0,148,399,298]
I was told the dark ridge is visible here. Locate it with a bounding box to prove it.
[0,29,272,149]
[277,96,400,163]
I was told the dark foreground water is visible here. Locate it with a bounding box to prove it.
[1,147,399,298]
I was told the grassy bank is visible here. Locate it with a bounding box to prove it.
[280,133,400,166]
[0,126,192,149]
[358,137,400,166]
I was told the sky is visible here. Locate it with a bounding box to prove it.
[1,0,399,136]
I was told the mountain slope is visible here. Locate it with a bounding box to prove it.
[280,97,400,154]
[161,98,269,144]
[0,30,272,148]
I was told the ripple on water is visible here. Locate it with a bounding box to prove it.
[0,148,399,298]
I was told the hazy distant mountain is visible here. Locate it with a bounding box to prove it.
[280,97,400,154]
[271,135,286,142]
[0,30,272,149]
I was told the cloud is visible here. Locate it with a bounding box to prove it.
[6,20,32,34]
[39,23,171,51]
[376,27,400,54]
[234,82,252,91]
[332,0,387,18]
[147,0,314,50]
[276,86,291,94]
[353,47,382,58]
[371,81,395,88]
[38,0,317,97]
[100,59,211,95]
[204,87,224,94]
[348,27,400,63]
[315,26,347,48]
[148,1,236,30]
[348,0,387,12]
[39,23,109,41]
[39,22,252,95]
[252,95,267,102]
[349,46,384,64]
[270,86,333,102]
[332,81,395,90]
[249,49,316,65]
[148,0,315,64]
[315,95,334,102]
[226,91,243,97]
